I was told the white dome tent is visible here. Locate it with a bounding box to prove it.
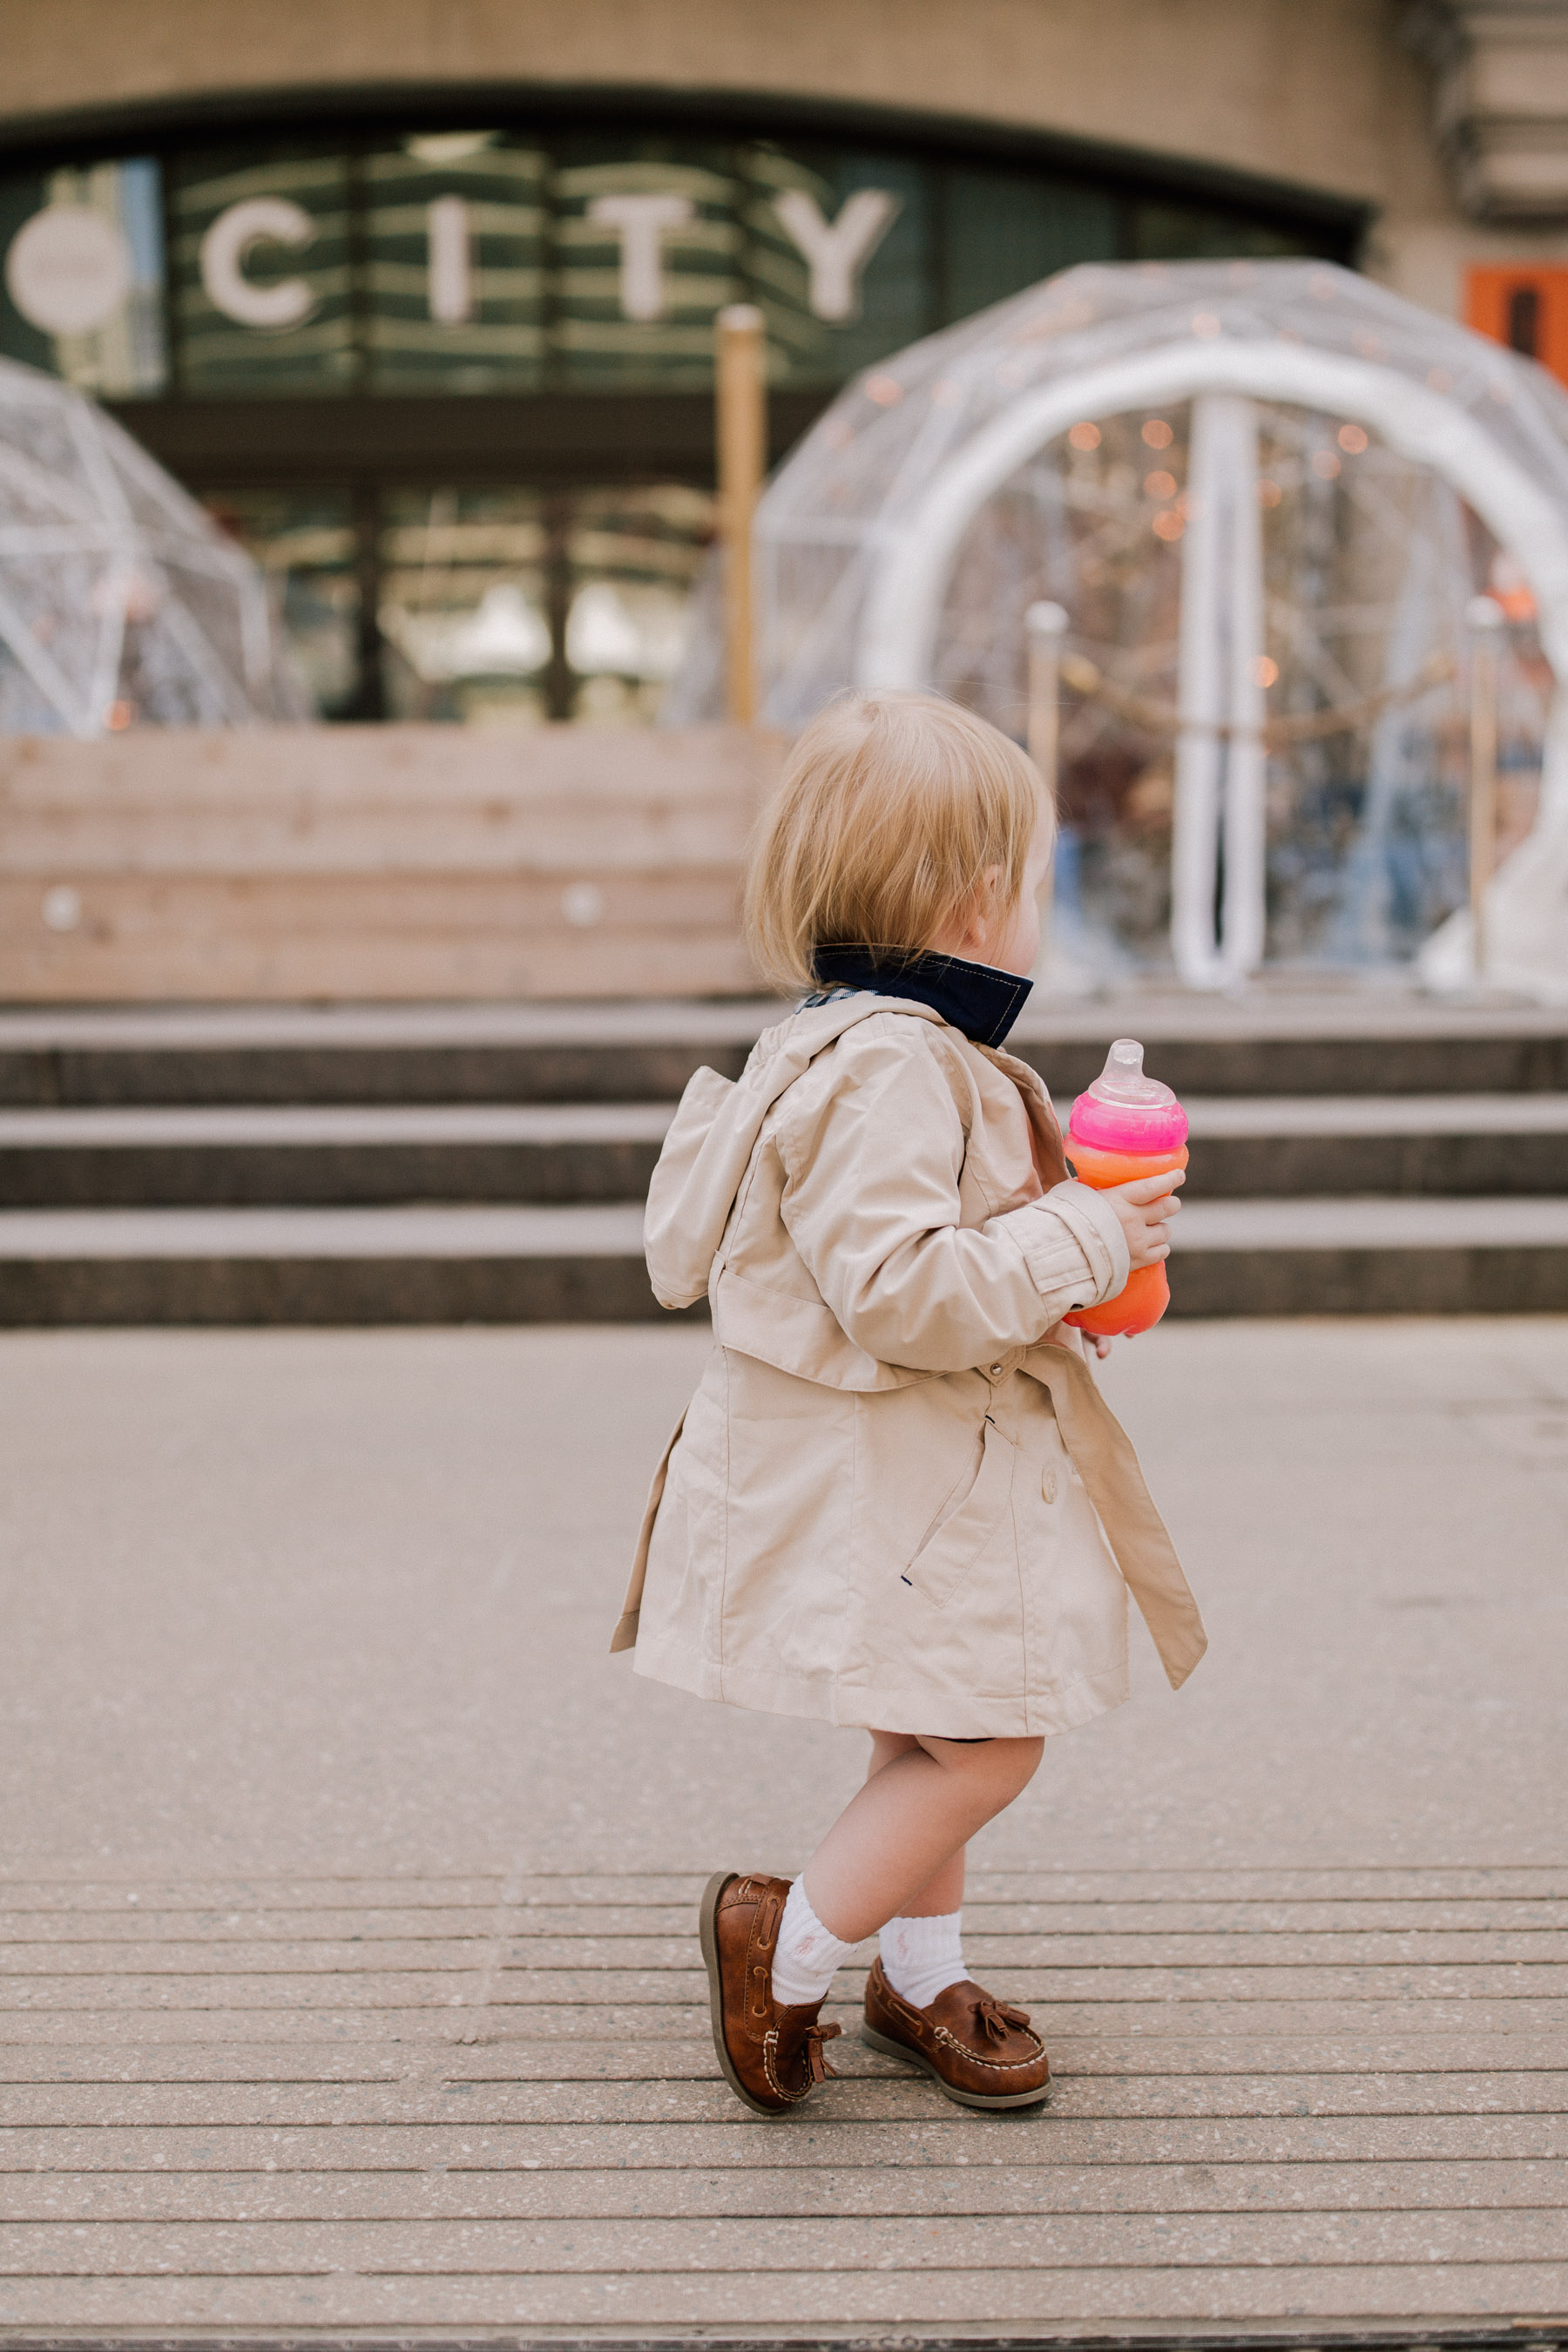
[0,356,305,737]
[674,260,1568,997]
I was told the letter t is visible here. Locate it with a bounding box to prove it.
[587,193,695,322]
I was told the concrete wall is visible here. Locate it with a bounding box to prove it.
[4,0,1565,321]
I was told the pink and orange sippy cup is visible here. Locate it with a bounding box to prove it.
[1062,1038,1188,1339]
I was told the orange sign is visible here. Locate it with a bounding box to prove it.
[1467,267,1568,385]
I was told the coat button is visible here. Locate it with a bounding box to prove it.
[1042,1469,1058,1504]
[989,1362,1004,1377]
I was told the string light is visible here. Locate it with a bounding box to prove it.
[1142,419,1174,449]
[1068,421,1101,451]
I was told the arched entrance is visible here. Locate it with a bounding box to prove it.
[718,260,1568,998]
[853,340,1568,989]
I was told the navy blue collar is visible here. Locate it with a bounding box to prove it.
[807,946,1033,1049]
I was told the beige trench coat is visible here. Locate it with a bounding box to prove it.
[612,994,1206,1739]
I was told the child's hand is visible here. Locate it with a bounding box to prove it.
[1105,1170,1184,1269]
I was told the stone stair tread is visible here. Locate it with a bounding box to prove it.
[0,1103,678,1146]
[1183,1092,1568,1134]
[2,1092,1567,1148]
[0,1000,786,1051]
[0,988,1564,1051]
[1174,1196,1568,1246]
[0,1204,648,1257]
[1011,990,1568,1044]
[0,1197,1566,1261]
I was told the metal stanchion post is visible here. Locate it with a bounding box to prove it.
[1025,601,1069,977]
[1466,593,1504,989]
[716,304,767,727]
[1025,601,1069,794]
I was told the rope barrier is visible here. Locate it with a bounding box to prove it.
[1057,647,1456,749]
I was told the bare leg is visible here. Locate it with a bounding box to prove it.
[862,1732,965,1917]
[801,1730,1044,1944]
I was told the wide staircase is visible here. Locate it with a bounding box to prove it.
[1,991,1565,1321]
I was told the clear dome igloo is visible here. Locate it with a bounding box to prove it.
[673,260,1568,994]
[0,356,306,736]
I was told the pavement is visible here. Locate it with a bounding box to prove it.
[3,1316,1567,2335]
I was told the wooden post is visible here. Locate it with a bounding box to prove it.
[1467,593,1504,987]
[716,304,767,726]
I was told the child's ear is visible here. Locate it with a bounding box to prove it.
[972,864,1004,946]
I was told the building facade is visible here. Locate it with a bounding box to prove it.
[3,0,1567,731]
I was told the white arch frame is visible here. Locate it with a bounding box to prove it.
[851,342,1568,931]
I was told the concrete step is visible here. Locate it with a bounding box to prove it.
[1,1198,1566,1324]
[0,1002,766,1110]
[3,995,1567,1105]
[0,1205,659,1325]
[0,1094,1563,1207]
[1171,1195,1568,1315]
[1180,1093,1568,1198]
[0,1104,674,1206]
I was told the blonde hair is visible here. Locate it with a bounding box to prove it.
[744,690,1052,993]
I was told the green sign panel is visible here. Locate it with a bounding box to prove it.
[1,129,1324,404]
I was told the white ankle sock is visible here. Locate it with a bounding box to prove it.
[771,1878,857,2007]
[880,1910,967,2009]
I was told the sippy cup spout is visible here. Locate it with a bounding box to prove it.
[1089,1037,1178,1110]
[1104,1039,1147,1093]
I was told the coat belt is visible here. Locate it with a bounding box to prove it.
[1021,1342,1206,1690]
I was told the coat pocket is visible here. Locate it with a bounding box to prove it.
[902,1413,1017,1609]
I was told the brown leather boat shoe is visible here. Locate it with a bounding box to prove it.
[698,1869,842,2118]
[862,1953,1051,2109]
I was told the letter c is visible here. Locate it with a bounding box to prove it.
[199,197,315,328]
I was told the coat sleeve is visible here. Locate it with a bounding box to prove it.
[774,1021,1131,1373]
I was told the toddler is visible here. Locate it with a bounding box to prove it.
[612,690,1205,2114]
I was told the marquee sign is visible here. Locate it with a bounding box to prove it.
[0,135,939,403]
[0,129,1329,411]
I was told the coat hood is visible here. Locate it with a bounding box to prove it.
[645,994,956,1310]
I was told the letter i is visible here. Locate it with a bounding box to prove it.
[428,196,473,324]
